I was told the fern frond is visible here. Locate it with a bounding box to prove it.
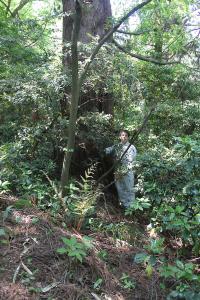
[68,163,101,230]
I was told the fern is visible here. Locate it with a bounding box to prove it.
[68,163,102,230]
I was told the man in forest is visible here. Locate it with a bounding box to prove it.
[105,130,137,208]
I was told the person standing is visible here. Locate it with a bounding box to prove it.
[105,130,137,208]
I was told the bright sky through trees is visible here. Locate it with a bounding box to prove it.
[110,0,140,28]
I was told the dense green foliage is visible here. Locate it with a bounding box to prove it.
[0,0,199,298]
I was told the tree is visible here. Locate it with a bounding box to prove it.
[0,0,30,17]
[60,0,154,196]
[60,0,200,196]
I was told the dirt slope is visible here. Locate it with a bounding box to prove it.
[0,195,163,300]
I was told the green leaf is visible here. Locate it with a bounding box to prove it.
[149,255,157,266]
[146,264,153,278]
[82,236,93,249]
[61,237,70,245]
[70,237,78,245]
[0,239,9,245]
[76,253,83,262]
[31,217,39,224]
[93,278,103,289]
[134,253,149,264]
[56,247,67,254]
[176,260,184,270]
[142,202,151,208]
[14,199,32,209]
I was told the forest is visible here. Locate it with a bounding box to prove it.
[0,0,200,299]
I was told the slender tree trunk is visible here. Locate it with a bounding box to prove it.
[60,0,81,196]
[60,0,113,195]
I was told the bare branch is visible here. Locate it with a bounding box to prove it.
[6,0,11,15]
[112,39,180,65]
[0,0,14,16]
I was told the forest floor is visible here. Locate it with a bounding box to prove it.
[0,194,165,300]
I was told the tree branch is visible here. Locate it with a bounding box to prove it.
[112,39,180,65]
[6,0,11,15]
[12,0,30,17]
[0,0,14,16]
[116,29,151,35]
[79,0,152,88]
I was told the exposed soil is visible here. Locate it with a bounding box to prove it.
[0,195,164,300]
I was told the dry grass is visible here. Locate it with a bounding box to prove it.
[0,195,164,300]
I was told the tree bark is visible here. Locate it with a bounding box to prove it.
[62,0,112,62]
[62,0,112,115]
[60,0,81,196]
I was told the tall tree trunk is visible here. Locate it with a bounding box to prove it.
[62,0,112,55]
[61,0,113,115]
[60,0,112,195]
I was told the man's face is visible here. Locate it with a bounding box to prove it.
[119,131,129,144]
